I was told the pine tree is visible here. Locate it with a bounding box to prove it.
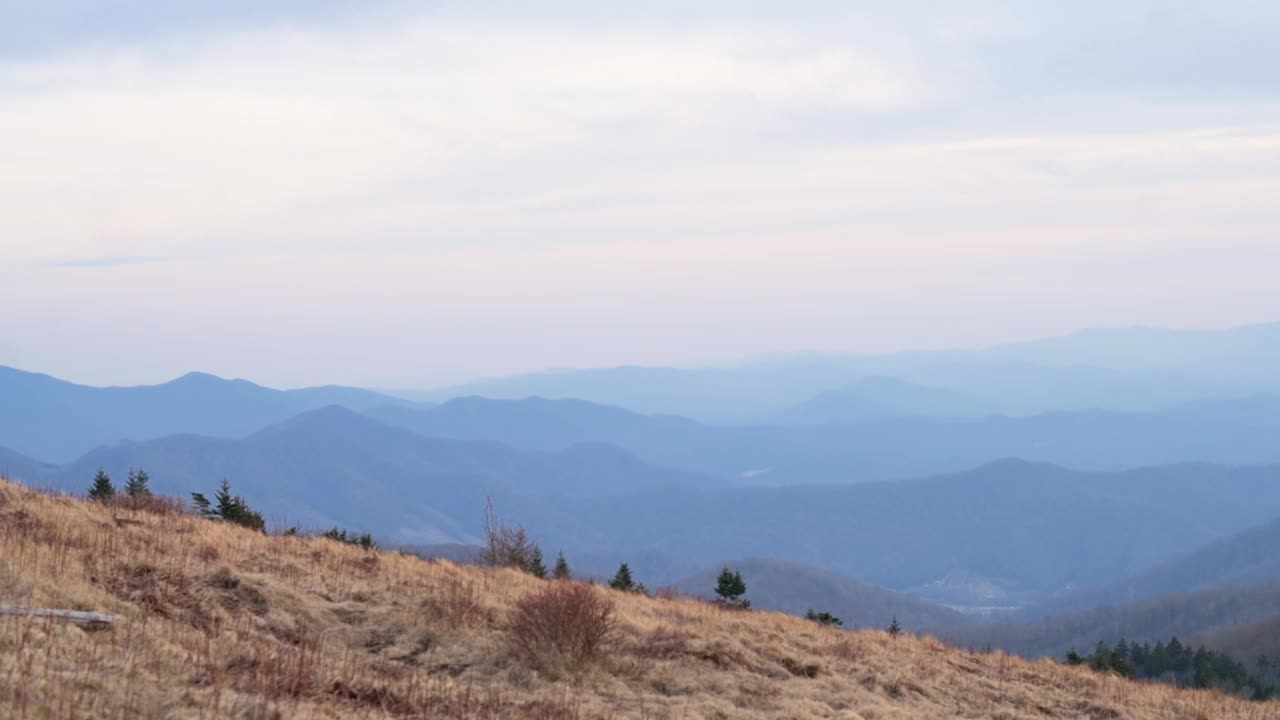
[609,563,635,592]
[552,551,571,580]
[805,608,843,627]
[195,479,265,532]
[215,479,237,519]
[1089,641,1111,671]
[88,469,116,501]
[528,546,547,579]
[887,616,902,636]
[1114,638,1130,661]
[124,468,152,498]
[190,492,214,517]
[714,567,749,609]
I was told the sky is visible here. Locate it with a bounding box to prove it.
[3,1,1280,388]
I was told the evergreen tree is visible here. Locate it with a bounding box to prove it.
[610,563,635,592]
[88,469,116,501]
[1089,641,1111,671]
[552,551,571,580]
[194,479,265,532]
[805,609,843,627]
[215,479,237,519]
[1109,649,1137,678]
[124,468,152,498]
[1065,648,1085,665]
[714,567,749,609]
[528,546,547,579]
[887,616,902,636]
[1169,637,1190,673]
[1114,638,1130,661]
[190,492,214,517]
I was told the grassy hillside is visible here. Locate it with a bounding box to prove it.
[1,479,1272,719]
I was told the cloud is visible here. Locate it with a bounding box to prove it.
[1,2,1279,385]
[43,255,174,269]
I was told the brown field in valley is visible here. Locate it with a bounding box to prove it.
[1,477,1276,720]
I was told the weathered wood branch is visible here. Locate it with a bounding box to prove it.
[0,605,120,625]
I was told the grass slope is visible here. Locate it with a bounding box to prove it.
[0,478,1273,719]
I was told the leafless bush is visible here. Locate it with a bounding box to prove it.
[481,497,539,571]
[506,582,616,674]
[108,493,187,516]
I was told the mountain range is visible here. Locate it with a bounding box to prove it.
[0,365,409,462]
[10,409,1280,608]
[6,406,715,544]
[369,394,1280,485]
[408,322,1280,420]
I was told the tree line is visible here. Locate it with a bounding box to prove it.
[1067,637,1277,700]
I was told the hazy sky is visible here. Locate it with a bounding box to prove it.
[3,1,1279,388]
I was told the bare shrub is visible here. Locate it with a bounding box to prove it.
[506,582,615,674]
[481,497,539,572]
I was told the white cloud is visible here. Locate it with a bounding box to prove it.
[2,4,1279,386]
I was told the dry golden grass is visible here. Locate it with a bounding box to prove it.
[1,478,1278,719]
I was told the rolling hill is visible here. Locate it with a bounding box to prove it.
[0,365,411,462]
[671,558,972,632]
[32,406,718,544]
[946,581,1280,660]
[1034,514,1280,615]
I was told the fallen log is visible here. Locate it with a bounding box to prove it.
[0,605,120,626]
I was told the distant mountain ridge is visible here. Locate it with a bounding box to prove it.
[409,322,1277,420]
[368,394,1280,485]
[17,405,720,544]
[765,376,988,426]
[0,365,413,462]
